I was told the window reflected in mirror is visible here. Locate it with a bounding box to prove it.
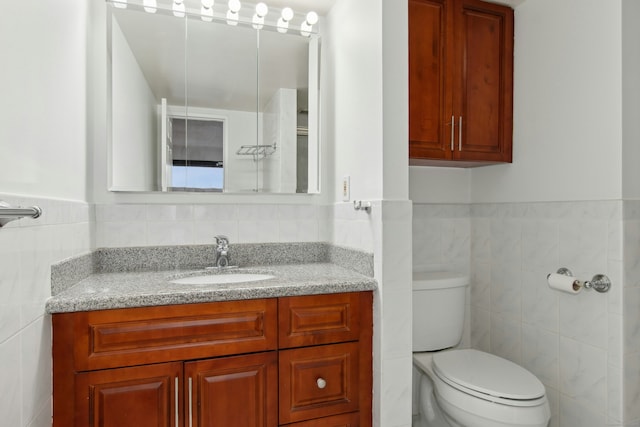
[169,118,224,192]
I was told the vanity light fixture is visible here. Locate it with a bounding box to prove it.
[201,0,214,21]
[277,7,293,33]
[226,0,241,26]
[113,0,127,9]
[143,0,157,13]
[252,2,268,29]
[300,11,318,37]
[173,0,186,17]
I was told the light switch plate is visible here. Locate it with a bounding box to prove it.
[342,176,350,202]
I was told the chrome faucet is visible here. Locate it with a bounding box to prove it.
[214,235,230,268]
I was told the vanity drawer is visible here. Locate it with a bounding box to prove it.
[278,293,361,349]
[56,299,277,371]
[279,342,360,424]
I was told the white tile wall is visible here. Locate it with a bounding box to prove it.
[412,204,472,350]
[412,204,470,274]
[624,200,640,425]
[471,201,624,426]
[0,194,92,427]
[414,201,630,426]
[95,203,332,247]
[334,200,413,427]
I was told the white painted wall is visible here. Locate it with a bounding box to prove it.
[324,0,384,202]
[470,0,623,204]
[0,2,92,427]
[0,0,88,201]
[382,0,409,201]
[409,166,470,204]
[621,0,640,200]
[111,19,158,191]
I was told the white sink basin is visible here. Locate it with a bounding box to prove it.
[170,273,274,285]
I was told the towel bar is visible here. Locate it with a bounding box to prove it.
[0,200,43,228]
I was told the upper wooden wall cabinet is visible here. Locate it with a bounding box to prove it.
[409,0,514,167]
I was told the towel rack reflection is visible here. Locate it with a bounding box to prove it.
[0,200,43,228]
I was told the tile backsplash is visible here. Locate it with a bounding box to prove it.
[413,200,631,427]
[94,203,332,247]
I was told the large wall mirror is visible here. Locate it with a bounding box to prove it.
[108,0,320,194]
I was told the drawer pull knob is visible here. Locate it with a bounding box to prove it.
[316,378,327,389]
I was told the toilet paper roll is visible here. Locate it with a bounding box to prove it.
[547,273,582,294]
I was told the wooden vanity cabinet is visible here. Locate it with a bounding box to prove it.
[53,292,373,427]
[409,0,514,166]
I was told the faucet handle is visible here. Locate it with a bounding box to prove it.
[214,235,229,246]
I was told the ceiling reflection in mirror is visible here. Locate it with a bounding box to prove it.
[108,0,320,194]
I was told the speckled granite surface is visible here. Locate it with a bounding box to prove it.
[51,252,96,296]
[45,264,377,313]
[92,243,353,274]
[47,243,376,313]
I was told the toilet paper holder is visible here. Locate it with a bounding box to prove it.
[549,267,611,293]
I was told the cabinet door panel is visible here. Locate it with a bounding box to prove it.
[279,343,359,424]
[456,0,513,162]
[75,362,182,427]
[409,0,455,160]
[186,352,278,427]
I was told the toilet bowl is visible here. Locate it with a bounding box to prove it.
[414,350,550,427]
[412,272,550,427]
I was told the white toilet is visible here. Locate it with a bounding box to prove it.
[412,272,550,427]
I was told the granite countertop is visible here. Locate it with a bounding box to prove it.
[45,263,377,313]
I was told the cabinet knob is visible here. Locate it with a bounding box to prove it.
[316,377,327,389]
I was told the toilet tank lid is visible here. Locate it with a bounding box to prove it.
[413,271,469,290]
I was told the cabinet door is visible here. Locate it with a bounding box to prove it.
[279,342,360,424]
[185,352,278,427]
[454,0,513,162]
[409,0,455,161]
[75,362,182,427]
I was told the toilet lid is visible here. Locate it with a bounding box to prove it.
[432,349,545,401]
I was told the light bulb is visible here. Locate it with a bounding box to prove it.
[143,0,157,13]
[113,0,127,9]
[228,0,241,13]
[202,0,214,8]
[277,7,293,33]
[255,2,268,17]
[201,5,213,21]
[281,7,293,21]
[305,11,318,25]
[173,0,186,17]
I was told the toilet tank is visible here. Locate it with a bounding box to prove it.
[413,272,469,351]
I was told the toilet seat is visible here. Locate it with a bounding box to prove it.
[432,349,546,407]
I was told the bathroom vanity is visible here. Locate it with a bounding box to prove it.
[49,258,375,427]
